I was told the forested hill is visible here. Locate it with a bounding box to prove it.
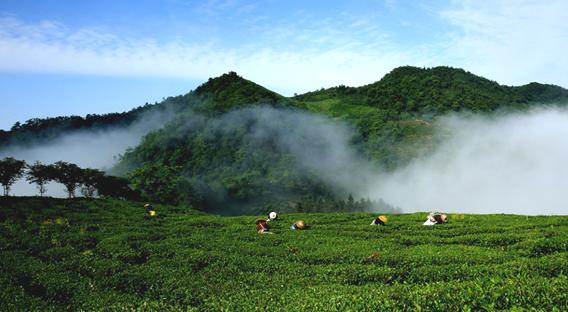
[193,71,287,112]
[112,67,568,215]
[3,66,568,215]
[0,103,159,148]
[0,72,286,148]
[2,66,567,148]
[295,66,568,114]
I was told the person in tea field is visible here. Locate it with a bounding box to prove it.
[256,219,273,234]
[370,215,388,226]
[144,203,156,217]
[290,220,307,230]
[423,212,447,225]
[267,211,278,221]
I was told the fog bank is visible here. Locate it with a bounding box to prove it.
[0,109,172,196]
[372,108,568,215]
[3,102,568,215]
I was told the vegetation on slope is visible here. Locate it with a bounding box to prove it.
[3,67,568,214]
[296,66,568,115]
[115,67,568,213]
[1,197,567,311]
[0,105,154,148]
[194,71,287,112]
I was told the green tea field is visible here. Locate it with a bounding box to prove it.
[1,197,567,311]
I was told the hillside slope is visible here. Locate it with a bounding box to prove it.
[3,67,568,214]
[3,66,567,149]
[1,197,567,311]
[116,67,568,213]
[193,71,288,112]
[296,66,568,114]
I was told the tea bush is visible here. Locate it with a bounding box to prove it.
[1,196,567,311]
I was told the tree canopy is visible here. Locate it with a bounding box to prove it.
[0,157,26,196]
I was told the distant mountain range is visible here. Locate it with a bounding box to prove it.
[2,66,567,214]
[2,66,566,148]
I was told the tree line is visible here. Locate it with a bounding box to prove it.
[0,157,137,199]
[293,194,402,214]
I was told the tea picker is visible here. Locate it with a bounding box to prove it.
[267,211,278,221]
[370,215,388,226]
[423,212,447,225]
[256,219,273,234]
[290,220,308,230]
[144,203,156,217]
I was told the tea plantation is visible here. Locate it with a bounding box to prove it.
[1,197,567,311]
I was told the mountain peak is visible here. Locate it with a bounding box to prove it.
[194,71,284,111]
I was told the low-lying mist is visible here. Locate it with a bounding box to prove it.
[0,109,173,196]
[2,100,567,215]
[169,105,568,215]
[371,108,568,215]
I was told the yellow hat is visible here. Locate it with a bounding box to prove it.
[295,220,306,229]
[148,210,156,216]
[378,215,388,223]
[440,214,448,223]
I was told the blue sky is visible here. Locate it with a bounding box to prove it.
[1,0,567,130]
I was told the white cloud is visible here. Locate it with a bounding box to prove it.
[440,0,568,87]
[384,0,397,12]
[0,15,431,95]
[2,0,566,98]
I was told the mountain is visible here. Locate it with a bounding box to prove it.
[296,66,568,114]
[2,67,567,149]
[0,102,167,148]
[193,71,287,112]
[2,66,568,214]
[114,67,568,214]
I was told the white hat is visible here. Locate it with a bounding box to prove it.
[268,211,278,221]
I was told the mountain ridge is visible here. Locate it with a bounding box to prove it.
[3,66,568,215]
[2,65,567,146]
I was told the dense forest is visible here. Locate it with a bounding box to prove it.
[2,66,568,214]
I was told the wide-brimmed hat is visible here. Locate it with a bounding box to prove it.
[268,211,278,220]
[295,220,306,229]
[378,215,388,223]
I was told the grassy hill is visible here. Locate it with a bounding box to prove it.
[1,197,567,310]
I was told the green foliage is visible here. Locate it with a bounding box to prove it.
[297,66,568,115]
[51,161,83,198]
[3,67,568,214]
[79,168,105,198]
[93,175,138,200]
[194,71,286,112]
[115,67,568,213]
[0,106,152,148]
[26,161,56,196]
[128,163,185,204]
[515,82,568,103]
[0,157,26,196]
[1,197,567,310]
[10,158,137,200]
[117,107,340,214]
